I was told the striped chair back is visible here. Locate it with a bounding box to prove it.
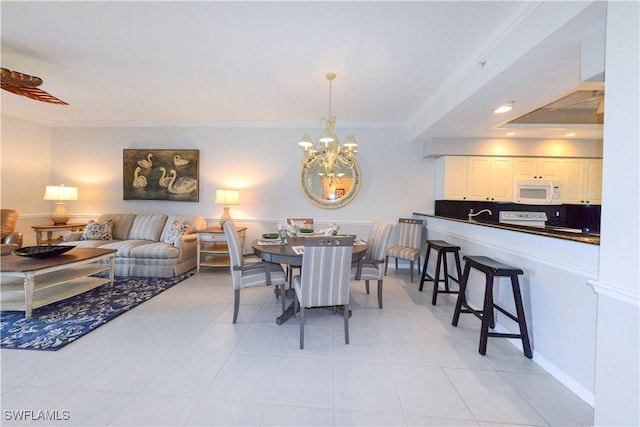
[298,236,354,308]
[397,218,423,249]
[366,220,393,264]
[223,221,244,289]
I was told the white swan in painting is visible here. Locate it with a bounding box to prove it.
[167,169,197,194]
[132,166,147,188]
[173,154,189,167]
[137,153,153,168]
[157,167,173,188]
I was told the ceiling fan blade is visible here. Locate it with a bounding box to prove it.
[1,67,43,88]
[1,84,68,105]
[1,67,68,105]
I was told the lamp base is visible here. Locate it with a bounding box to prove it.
[219,206,232,228]
[51,202,69,225]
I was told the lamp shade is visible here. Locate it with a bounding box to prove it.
[43,185,78,201]
[214,189,239,205]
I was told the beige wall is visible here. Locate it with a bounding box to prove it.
[1,117,433,245]
[1,115,53,242]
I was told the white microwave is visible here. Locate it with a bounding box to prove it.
[513,179,563,205]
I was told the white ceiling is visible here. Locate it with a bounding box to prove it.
[1,1,606,140]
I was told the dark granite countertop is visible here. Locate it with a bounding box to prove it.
[413,213,600,246]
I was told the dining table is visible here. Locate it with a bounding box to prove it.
[252,235,368,325]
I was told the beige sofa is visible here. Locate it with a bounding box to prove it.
[59,213,206,277]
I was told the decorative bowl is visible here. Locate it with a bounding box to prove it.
[13,245,73,258]
[262,233,279,240]
[299,228,314,234]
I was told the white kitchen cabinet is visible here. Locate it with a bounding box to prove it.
[582,159,602,204]
[562,158,602,205]
[466,156,513,201]
[440,156,469,200]
[513,158,564,180]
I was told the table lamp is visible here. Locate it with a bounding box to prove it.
[43,184,78,225]
[214,189,239,227]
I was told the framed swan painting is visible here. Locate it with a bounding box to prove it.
[123,149,199,202]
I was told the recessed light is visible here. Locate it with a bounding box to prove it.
[493,101,515,114]
[506,132,515,136]
[566,132,576,137]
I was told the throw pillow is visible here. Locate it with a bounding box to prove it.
[81,220,114,241]
[163,221,191,244]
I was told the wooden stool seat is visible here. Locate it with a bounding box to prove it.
[452,255,532,359]
[419,240,463,305]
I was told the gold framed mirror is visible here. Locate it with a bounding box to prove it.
[299,160,361,209]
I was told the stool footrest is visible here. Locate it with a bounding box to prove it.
[422,274,460,284]
[487,332,524,339]
[458,306,483,321]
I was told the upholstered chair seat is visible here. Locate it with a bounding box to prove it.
[1,209,23,256]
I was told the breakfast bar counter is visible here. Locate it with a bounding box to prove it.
[413,213,600,245]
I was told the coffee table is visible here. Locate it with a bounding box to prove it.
[0,248,117,318]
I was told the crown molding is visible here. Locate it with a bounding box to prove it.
[45,120,408,129]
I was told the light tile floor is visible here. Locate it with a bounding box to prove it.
[1,269,594,426]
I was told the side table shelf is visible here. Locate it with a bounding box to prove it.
[196,226,246,272]
[32,223,87,246]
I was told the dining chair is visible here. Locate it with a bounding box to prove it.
[384,218,424,282]
[293,236,354,349]
[223,221,287,323]
[350,220,393,308]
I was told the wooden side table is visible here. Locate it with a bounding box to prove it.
[32,223,87,246]
[196,226,246,272]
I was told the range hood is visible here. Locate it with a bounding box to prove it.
[502,82,604,129]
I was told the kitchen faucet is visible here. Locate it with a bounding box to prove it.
[468,209,493,221]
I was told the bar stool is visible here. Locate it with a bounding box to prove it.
[452,255,532,358]
[419,240,463,305]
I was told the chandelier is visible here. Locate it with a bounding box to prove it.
[298,72,358,177]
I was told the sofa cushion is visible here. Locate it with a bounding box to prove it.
[81,220,114,240]
[98,240,157,257]
[163,221,192,244]
[128,214,168,241]
[160,215,206,243]
[129,242,180,259]
[97,213,137,241]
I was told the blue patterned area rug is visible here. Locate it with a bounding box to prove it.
[0,273,192,351]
